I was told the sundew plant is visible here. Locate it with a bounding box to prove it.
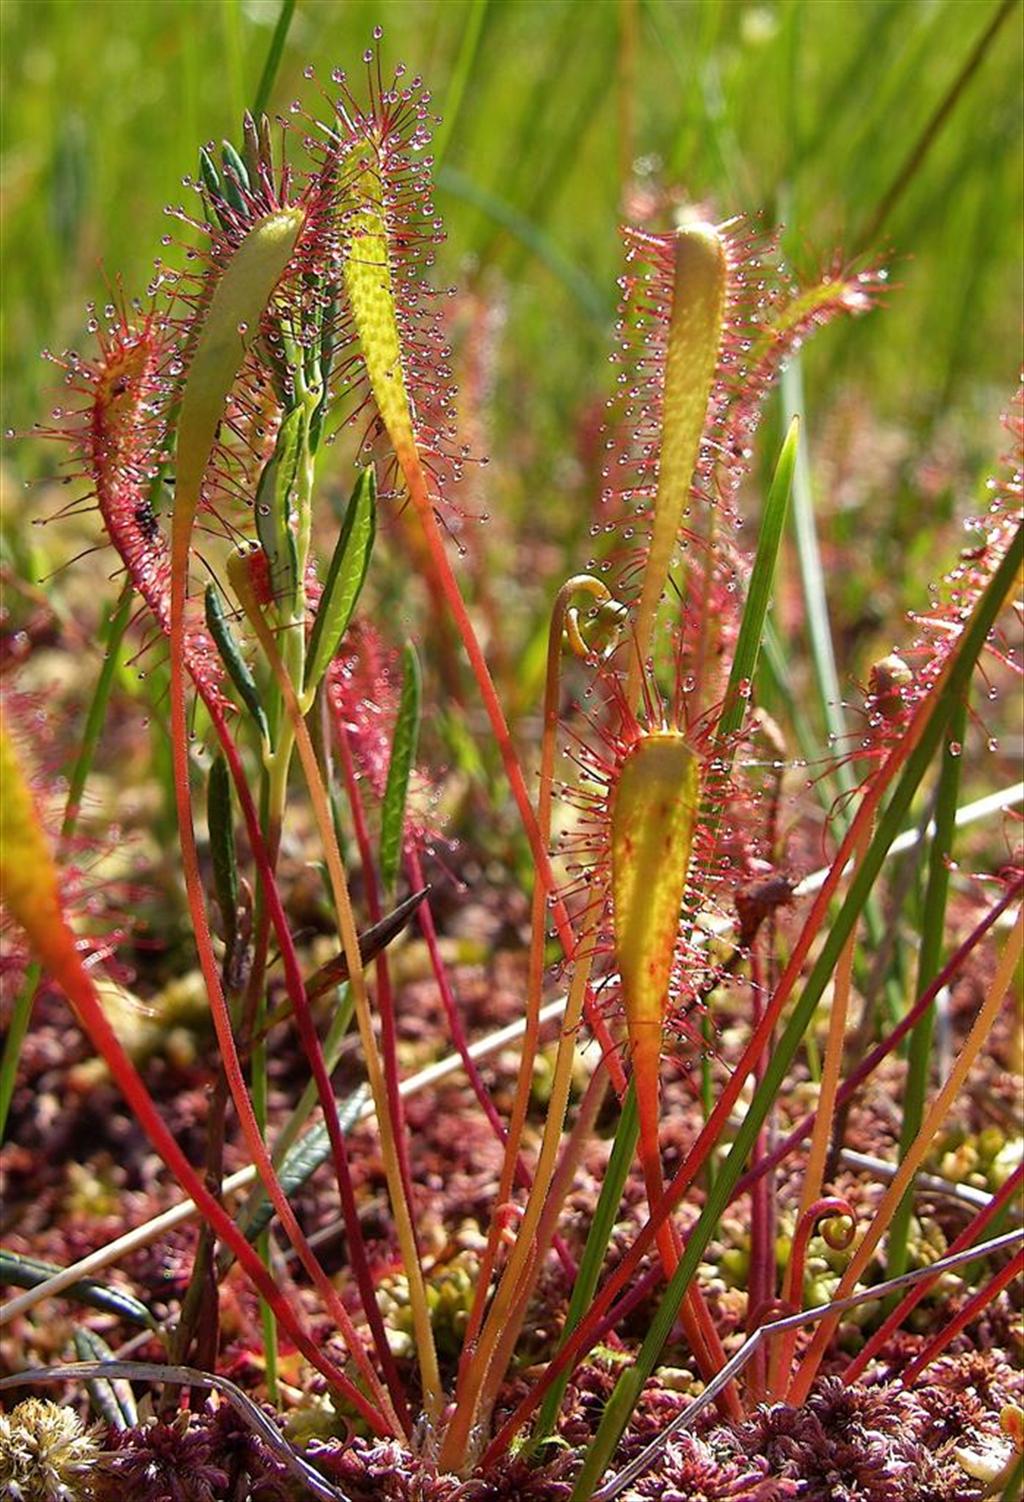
[1,5,1022,1500]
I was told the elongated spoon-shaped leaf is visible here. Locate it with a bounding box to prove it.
[626,224,728,706]
[174,207,305,559]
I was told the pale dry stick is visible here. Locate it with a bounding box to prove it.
[229,553,444,1424]
[837,1149,1014,1214]
[594,1228,1024,1502]
[787,905,1024,1405]
[0,1000,569,1329]
[0,1362,349,1502]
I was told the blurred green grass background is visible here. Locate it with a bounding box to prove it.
[1,0,1021,679]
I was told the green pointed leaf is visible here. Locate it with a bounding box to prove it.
[73,1328,138,1430]
[379,641,422,897]
[254,406,302,607]
[205,583,269,741]
[220,139,250,212]
[0,1248,156,1329]
[304,468,377,694]
[239,1087,369,1248]
[207,754,238,960]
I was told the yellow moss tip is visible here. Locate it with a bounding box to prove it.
[610,731,701,1032]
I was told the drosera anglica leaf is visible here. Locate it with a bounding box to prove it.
[171,202,306,590]
[624,223,728,707]
[611,731,702,1054]
[304,467,377,699]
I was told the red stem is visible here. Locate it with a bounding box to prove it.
[843,1162,1024,1384]
[734,878,1023,1201]
[169,578,399,1431]
[405,845,579,1281]
[482,682,947,1463]
[900,1249,1024,1384]
[407,490,627,1096]
[212,704,411,1430]
[43,922,389,1435]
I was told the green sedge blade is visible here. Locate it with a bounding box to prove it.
[379,642,422,898]
[717,416,799,750]
[207,753,239,962]
[237,1087,369,1250]
[74,1328,138,1430]
[254,405,302,607]
[304,467,377,694]
[0,1248,156,1329]
[535,1082,639,1443]
[204,583,269,741]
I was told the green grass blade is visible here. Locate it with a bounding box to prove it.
[252,0,296,118]
[73,1328,139,1430]
[379,642,422,899]
[436,165,608,326]
[885,696,968,1285]
[1,1249,156,1329]
[781,362,850,790]
[717,417,799,748]
[434,0,490,166]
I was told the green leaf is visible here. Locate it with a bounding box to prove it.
[239,1086,369,1248]
[205,583,269,741]
[379,642,422,897]
[252,0,296,119]
[73,1328,138,1430]
[304,468,377,695]
[0,1248,156,1329]
[207,754,238,961]
[717,417,798,749]
[220,139,250,211]
[254,406,302,607]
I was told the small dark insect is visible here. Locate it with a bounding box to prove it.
[133,501,160,542]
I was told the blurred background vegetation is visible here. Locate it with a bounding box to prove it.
[1,0,1021,726]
